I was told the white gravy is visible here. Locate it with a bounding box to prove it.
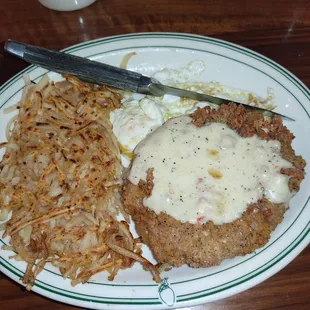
[128,116,293,225]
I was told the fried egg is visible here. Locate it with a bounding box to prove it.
[109,61,275,166]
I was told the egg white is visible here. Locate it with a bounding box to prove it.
[109,61,275,167]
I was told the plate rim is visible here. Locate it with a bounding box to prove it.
[0,32,309,309]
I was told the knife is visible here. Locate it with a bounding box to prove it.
[4,40,294,121]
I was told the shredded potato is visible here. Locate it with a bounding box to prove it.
[120,52,136,69]
[0,75,160,289]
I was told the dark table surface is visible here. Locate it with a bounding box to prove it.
[0,1,309,309]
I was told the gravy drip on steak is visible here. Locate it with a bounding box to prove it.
[129,116,294,225]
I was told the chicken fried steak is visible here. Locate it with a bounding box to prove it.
[122,104,305,268]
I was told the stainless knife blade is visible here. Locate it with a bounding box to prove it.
[149,84,289,120]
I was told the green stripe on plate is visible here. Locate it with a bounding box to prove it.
[1,221,309,304]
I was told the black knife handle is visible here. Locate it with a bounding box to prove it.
[6,40,143,92]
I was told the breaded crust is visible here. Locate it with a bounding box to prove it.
[122,104,306,267]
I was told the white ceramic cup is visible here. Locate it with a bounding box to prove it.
[38,0,97,11]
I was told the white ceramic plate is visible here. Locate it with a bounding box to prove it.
[0,33,309,309]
